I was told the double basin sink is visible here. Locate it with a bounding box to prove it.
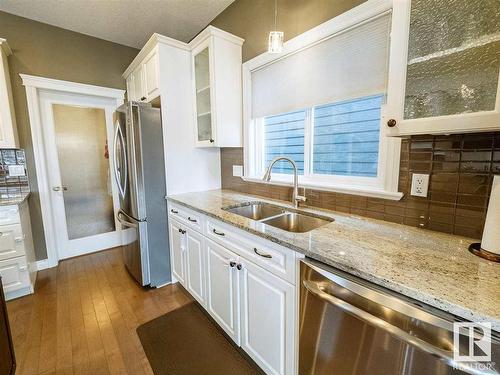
[223,202,333,233]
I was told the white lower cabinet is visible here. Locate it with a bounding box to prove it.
[239,259,295,375]
[206,239,240,344]
[185,229,206,307]
[168,219,185,285]
[0,202,36,300]
[168,202,300,375]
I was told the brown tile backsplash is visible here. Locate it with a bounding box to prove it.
[221,132,500,239]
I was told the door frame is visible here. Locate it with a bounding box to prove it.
[21,74,125,268]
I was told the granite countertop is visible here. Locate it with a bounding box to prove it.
[0,192,30,206]
[168,189,500,331]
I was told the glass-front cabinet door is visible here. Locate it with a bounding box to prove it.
[193,45,215,146]
[385,0,500,136]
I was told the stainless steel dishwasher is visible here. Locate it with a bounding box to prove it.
[299,259,500,375]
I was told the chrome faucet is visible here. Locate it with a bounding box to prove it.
[263,156,306,208]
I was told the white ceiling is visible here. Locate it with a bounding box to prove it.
[0,0,234,48]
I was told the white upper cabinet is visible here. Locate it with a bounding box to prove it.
[124,45,160,103]
[0,39,19,148]
[190,26,244,148]
[385,0,500,136]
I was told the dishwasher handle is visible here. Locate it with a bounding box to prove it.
[302,280,495,375]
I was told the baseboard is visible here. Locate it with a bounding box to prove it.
[36,259,50,271]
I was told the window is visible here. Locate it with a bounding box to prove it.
[261,94,382,178]
[312,95,383,177]
[244,3,403,200]
[264,110,305,175]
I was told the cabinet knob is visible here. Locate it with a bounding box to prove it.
[141,96,146,101]
[209,139,215,143]
[229,261,236,268]
[236,263,243,270]
[178,228,186,234]
[387,119,397,128]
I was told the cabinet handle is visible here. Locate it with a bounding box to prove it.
[253,248,272,259]
[236,263,243,271]
[387,119,397,128]
[212,229,225,236]
[178,228,186,234]
[209,139,215,143]
[170,209,178,214]
[188,217,197,223]
[141,96,146,101]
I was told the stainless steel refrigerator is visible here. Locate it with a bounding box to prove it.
[113,102,170,287]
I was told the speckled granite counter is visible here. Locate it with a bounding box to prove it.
[168,189,500,331]
[0,192,30,206]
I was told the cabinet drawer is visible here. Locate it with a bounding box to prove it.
[0,206,20,226]
[206,218,297,284]
[0,224,25,261]
[168,202,205,233]
[0,256,30,295]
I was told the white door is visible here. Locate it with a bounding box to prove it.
[39,90,122,260]
[185,229,206,307]
[206,239,240,344]
[239,259,296,375]
[168,219,185,285]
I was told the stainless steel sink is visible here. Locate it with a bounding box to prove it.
[223,202,285,220]
[261,212,333,233]
[223,201,333,233]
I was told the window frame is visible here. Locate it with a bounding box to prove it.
[242,0,403,200]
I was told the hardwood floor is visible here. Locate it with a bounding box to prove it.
[6,247,193,375]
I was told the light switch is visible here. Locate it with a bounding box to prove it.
[233,165,243,177]
[411,173,430,197]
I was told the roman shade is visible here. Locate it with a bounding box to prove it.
[251,13,391,119]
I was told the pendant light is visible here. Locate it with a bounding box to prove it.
[268,0,283,53]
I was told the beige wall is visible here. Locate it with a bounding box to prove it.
[0,11,138,260]
[210,0,366,62]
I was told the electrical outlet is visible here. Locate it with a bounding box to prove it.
[411,173,430,197]
[233,165,243,177]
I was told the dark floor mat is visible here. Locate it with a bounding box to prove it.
[137,302,262,375]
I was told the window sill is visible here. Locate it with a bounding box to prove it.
[241,175,404,201]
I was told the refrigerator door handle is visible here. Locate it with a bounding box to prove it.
[117,209,141,228]
[113,123,128,199]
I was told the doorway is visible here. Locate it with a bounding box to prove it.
[22,75,126,266]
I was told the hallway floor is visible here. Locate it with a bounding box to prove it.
[6,247,193,375]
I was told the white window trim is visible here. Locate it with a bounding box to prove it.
[242,0,403,201]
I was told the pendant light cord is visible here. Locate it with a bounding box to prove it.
[274,0,278,30]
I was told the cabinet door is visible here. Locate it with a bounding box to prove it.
[168,220,185,285]
[206,239,239,344]
[386,0,500,136]
[0,224,25,261]
[143,50,159,100]
[239,259,295,375]
[193,44,215,147]
[126,74,135,102]
[185,229,206,307]
[0,257,30,296]
[131,67,145,102]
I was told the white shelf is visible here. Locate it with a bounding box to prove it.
[196,85,210,94]
[408,32,500,66]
